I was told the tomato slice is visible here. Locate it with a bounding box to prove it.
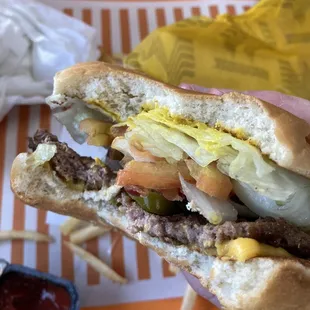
[117,161,179,189]
[117,161,193,190]
[185,159,232,200]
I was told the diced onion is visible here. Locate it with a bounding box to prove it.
[179,174,237,224]
[229,201,258,219]
[111,137,131,157]
[233,180,310,229]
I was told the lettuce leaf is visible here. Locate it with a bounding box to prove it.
[26,144,57,167]
[121,108,310,202]
[127,119,216,166]
[126,120,184,163]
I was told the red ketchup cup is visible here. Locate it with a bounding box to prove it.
[0,259,79,310]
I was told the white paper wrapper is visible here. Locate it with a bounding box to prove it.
[0,0,99,122]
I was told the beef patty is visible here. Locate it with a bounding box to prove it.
[29,129,113,190]
[119,192,310,258]
[29,129,310,259]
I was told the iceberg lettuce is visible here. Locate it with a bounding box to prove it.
[119,108,310,202]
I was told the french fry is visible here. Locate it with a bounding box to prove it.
[69,225,111,244]
[180,284,197,310]
[60,217,83,236]
[64,242,128,284]
[0,230,54,243]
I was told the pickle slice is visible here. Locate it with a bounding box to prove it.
[130,192,182,216]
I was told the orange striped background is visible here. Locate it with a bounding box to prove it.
[0,116,7,224]
[12,106,29,266]
[0,1,257,309]
[36,106,51,274]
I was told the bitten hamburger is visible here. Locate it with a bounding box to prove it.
[11,62,310,310]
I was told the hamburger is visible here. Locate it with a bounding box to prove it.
[11,62,310,310]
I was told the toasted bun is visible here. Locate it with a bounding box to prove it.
[11,153,310,310]
[46,62,310,178]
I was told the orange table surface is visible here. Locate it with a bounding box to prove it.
[83,296,219,310]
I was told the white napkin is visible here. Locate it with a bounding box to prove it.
[0,0,99,121]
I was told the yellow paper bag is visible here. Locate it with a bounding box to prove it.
[125,0,310,100]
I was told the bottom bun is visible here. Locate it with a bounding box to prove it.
[11,153,310,310]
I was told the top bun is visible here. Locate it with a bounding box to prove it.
[46,62,310,178]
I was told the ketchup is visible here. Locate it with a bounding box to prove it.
[0,272,71,310]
